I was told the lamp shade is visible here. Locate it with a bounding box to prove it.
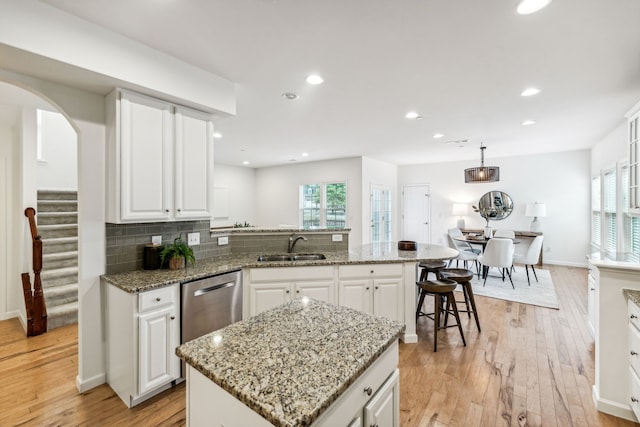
[451,203,468,216]
[525,202,546,218]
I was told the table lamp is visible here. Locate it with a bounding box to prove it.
[452,203,468,229]
[525,202,546,232]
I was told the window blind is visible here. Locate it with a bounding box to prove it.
[591,176,601,247]
[604,170,616,252]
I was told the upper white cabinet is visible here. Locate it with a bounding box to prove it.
[106,89,214,223]
[627,100,640,215]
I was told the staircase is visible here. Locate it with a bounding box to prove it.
[36,190,78,329]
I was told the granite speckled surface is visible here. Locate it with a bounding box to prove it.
[624,289,640,306]
[102,242,458,293]
[176,298,405,427]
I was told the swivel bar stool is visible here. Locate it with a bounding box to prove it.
[439,268,481,332]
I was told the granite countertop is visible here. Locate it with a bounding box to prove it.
[624,289,640,306]
[176,298,405,427]
[102,242,458,293]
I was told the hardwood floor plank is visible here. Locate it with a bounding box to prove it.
[0,265,638,426]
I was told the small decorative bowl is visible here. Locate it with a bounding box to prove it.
[398,240,417,251]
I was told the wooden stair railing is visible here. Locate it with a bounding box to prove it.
[22,207,47,336]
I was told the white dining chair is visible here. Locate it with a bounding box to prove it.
[477,238,515,288]
[447,228,481,255]
[493,230,515,239]
[445,233,480,277]
[513,235,544,285]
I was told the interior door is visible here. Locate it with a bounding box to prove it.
[402,184,430,243]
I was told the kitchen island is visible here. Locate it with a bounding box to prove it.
[176,298,405,427]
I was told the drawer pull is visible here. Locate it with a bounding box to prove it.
[370,424,379,427]
[632,351,638,356]
[366,287,370,290]
[170,316,175,320]
[370,270,374,274]
[286,290,290,294]
[364,386,373,396]
[632,397,639,403]
[590,288,595,291]
[632,314,638,320]
[156,297,161,302]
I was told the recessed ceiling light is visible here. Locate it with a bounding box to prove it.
[213,132,223,138]
[282,92,299,100]
[288,158,297,162]
[243,161,250,165]
[520,88,540,97]
[405,111,423,120]
[433,133,444,139]
[302,152,309,157]
[521,120,536,126]
[516,0,552,15]
[306,74,324,85]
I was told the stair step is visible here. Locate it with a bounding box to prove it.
[43,251,78,269]
[41,237,78,254]
[44,283,78,307]
[37,212,78,226]
[38,224,78,239]
[46,301,78,330]
[37,190,77,201]
[41,266,78,287]
[37,200,78,213]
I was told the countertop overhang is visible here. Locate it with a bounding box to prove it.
[176,298,405,427]
[102,242,458,293]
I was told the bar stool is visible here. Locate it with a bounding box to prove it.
[439,268,481,332]
[418,260,448,281]
[415,279,467,352]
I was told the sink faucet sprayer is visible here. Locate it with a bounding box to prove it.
[288,234,308,253]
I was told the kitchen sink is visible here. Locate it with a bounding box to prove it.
[257,254,326,262]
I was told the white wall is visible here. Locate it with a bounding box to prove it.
[255,157,363,247]
[211,164,257,228]
[0,122,15,320]
[398,150,591,266]
[362,157,398,244]
[591,121,627,174]
[37,109,77,191]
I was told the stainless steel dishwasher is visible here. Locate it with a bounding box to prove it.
[181,270,242,344]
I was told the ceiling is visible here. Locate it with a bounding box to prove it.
[12,0,640,167]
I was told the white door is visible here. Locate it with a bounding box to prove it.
[402,184,430,243]
[138,306,179,394]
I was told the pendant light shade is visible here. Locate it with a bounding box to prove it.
[464,144,500,183]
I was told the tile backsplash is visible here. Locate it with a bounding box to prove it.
[106,220,231,274]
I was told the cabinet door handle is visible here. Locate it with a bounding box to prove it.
[156,297,161,302]
[165,209,170,213]
[366,287,370,290]
[286,290,290,294]
[170,316,175,320]
[632,397,639,403]
[632,351,638,356]
[375,286,379,290]
[364,386,373,396]
[296,290,300,293]
[177,208,181,212]
[370,424,379,427]
[590,288,595,291]
[632,314,638,319]
[370,270,374,274]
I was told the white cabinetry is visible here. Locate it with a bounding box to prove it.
[364,369,400,427]
[105,283,181,407]
[587,261,598,338]
[106,89,214,223]
[627,101,640,215]
[629,299,640,421]
[338,264,404,322]
[245,266,335,317]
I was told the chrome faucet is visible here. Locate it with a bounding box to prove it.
[288,234,308,253]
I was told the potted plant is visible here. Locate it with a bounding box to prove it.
[160,235,195,270]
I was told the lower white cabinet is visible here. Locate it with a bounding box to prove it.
[338,264,404,323]
[364,369,400,427]
[245,266,335,317]
[587,262,598,338]
[105,282,181,407]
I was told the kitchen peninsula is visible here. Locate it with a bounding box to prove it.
[176,298,405,427]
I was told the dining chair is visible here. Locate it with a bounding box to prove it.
[477,238,515,288]
[513,235,544,285]
[493,230,515,239]
[447,228,481,255]
[446,233,480,277]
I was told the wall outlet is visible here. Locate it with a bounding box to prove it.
[218,236,229,245]
[151,235,162,245]
[187,232,200,246]
[332,234,343,242]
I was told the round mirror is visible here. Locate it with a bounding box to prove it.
[476,191,513,221]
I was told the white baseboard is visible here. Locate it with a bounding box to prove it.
[543,259,588,268]
[402,333,418,344]
[76,372,106,393]
[592,385,638,422]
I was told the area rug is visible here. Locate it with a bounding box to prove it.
[466,267,559,310]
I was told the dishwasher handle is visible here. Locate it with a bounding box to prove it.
[193,281,236,297]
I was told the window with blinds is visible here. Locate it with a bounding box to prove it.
[623,164,640,254]
[591,175,601,247]
[603,169,617,253]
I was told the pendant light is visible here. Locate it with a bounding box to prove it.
[464,143,500,183]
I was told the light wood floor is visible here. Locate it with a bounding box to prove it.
[0,265,637,426]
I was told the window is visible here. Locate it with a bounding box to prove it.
[591,175,601,248]
[603,169,617,252]
[622,164,640,254]
[299,182,346,229]
[371,186,392,242]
